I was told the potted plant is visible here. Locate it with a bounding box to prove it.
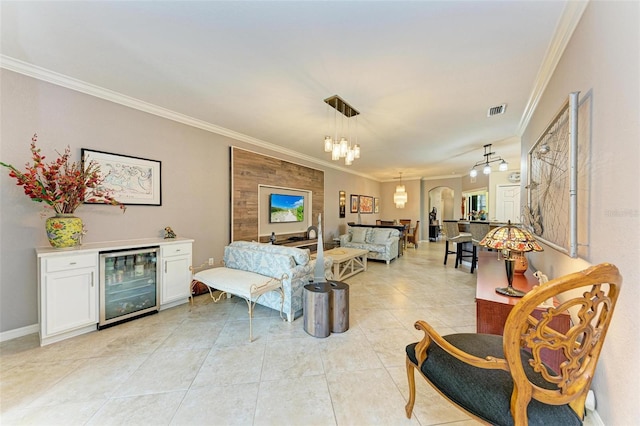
[1,133,125,248]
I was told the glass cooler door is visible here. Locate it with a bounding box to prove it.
[99,246,160,328]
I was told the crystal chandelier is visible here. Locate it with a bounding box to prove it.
[323,95,360,165]
[394,172,408,208]
[469,144,508,177]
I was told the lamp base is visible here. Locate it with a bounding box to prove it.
[495,286,526,298]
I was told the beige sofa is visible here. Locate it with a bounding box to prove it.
[339,226,400,264]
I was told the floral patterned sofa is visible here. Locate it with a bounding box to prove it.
[195,241,332,322]
[339,226,400,264]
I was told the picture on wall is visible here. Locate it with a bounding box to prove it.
[359,195,374,214]
[350,194,359,213]
[374,197,380,213]
[81,149,161,206]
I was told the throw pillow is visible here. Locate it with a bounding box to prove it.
[351,227,368,244]
[370,229,392,244]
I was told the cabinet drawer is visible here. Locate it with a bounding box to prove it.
[162,243,192,257]
[46,254,97,273]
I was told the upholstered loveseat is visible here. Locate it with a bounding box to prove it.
[339,226,400,264]
[195,241,332,322]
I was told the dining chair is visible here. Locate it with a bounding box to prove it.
[442,220,472,270]
[405,262,622,426]
[468,221,490,273]
[406,221,420,249]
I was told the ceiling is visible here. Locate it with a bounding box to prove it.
[1,1,572,181]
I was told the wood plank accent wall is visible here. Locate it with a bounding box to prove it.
[231,147,324,242]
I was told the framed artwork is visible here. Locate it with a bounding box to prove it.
[374,197,380,214]
[81,149,162,206]
[359,195,374,214]
[339,190,346,218]
[350,194,359,213]
[524,92,589,258]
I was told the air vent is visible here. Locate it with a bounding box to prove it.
[487,104,507,117]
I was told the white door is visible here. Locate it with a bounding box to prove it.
[495,184,521,222]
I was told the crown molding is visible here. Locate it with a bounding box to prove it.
[517,0,589,136]
[0,55,379,182]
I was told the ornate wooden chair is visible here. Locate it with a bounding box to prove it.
[405,263,622,426]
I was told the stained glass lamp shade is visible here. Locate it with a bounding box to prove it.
[479,221,543,297]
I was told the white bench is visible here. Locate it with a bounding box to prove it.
[193,266,287,342]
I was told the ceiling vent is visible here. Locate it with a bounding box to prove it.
[487,104,507,117]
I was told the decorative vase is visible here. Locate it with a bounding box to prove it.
[513,251,528,274]
[45,214,83,248]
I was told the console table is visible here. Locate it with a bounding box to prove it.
[476,251,570,372]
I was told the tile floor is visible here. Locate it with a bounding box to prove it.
[0,241,597,425]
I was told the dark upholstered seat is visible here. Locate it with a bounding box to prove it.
[406,334,580,426]
[405,263,622,426]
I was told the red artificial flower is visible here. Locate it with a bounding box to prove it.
[1,134,126,214]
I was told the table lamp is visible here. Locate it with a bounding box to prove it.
[478,221,543,297]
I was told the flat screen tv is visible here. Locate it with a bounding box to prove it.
[269,193,304,223]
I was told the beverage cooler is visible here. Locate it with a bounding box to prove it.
[99,246,160,328]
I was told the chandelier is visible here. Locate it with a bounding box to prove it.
[394,172,408,208]
[323,95,360,165]
[469,144,508,177]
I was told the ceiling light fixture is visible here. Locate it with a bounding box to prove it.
[394,172,408,208]
[469,144,509,177]
[323,95,360,166]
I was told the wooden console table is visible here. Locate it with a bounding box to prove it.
[476,251,570,372]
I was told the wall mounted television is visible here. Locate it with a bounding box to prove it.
[269,193,304,223]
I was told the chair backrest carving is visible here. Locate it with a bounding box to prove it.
[503,263,621,420]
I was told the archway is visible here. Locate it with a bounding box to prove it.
[428,186,455,223]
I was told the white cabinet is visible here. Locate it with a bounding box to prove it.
[39,253,98,345]
[160,242,193,308]
[37,237,194,346]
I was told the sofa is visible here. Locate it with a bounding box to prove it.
[195,241,332,322]
[339,226,400,264]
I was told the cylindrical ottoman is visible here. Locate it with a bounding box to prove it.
[303,283,333,338]
[329,280,349,333]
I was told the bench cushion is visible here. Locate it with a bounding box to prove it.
[194,267,281,300]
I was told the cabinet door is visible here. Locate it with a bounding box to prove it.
[43,268,97,336]
[162,255,191,304]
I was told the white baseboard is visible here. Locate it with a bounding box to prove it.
[586,409,605,426]
[0,323,38,343]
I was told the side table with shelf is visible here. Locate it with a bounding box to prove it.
[475,251,570,373]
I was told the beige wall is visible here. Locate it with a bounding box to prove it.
[521,2,639,422]
[0,69,380,333]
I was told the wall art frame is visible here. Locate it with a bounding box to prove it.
[359,195,374,214]
[374,197,380,213]
[81,149,162,206]
[350,194,359,213]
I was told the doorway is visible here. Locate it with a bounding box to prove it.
[495,184,521,222]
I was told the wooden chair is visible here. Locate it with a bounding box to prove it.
[405,263,622,426]
[380,220,396,225]
[399,220,411,250]
[406,220,419,248]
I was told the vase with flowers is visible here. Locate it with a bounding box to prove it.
[1,134,125,248]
